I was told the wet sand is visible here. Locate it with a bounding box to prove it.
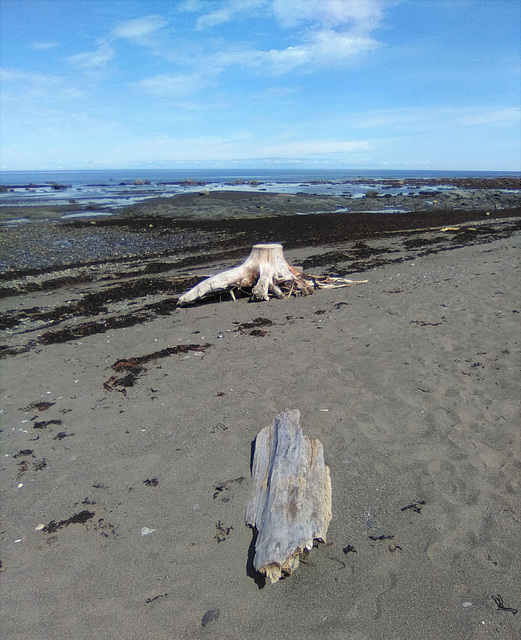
[1,190,520,639]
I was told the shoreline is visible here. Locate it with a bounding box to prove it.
[1,185,520,358]
[1,185,520,277]
[1,176,520,222]
[1,208,520,356]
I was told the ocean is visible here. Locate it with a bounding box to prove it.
[1,168,520,212]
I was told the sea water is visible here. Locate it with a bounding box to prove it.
[1,168,519,214]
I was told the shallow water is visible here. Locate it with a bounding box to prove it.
[1,169,519,217]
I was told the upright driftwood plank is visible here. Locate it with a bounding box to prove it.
[245,409,332,583]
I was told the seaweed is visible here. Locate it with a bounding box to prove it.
[43,509,95,533]
[491,594,518,615]
[26,401,55,412]
[213,477,246,500]
[214,520,233,543]
[33,419,62,429]
[342,545,357,554]
[401,500,426,514]
[13,449,34,458]
[103,343,212,390]
[146,593,168,604]
[235,317,273,331]
[249,329,268,337]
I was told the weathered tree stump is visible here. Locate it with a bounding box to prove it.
[245,409,332,583]
[177,243,365,306]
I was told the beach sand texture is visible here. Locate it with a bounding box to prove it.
[1,219,520,638]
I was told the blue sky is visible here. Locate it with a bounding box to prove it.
[1,0,520,171]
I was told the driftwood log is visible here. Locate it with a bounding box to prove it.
[177,243,366,306]
[245,409,332,583]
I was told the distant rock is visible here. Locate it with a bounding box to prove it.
[365,190,379,198]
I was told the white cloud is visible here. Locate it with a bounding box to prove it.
[210,27,381,74]
[454,107,521,126]
[177,0,206,12]
[196,0,267,29]
[191,0,387,74]
[257,29,381,73]
[252,86,297,99]
[353,106,521,131]
[271,0,387,31]
[31,41,60,51]
[67,41,115,70]
[0,68,84,100]
[133,72,208,96]
[259,139,369,157]
[194,0,389,31]
[111,15,168,41]
[107,131,256,162]
[83,131,367,164]
[1,68,58,84]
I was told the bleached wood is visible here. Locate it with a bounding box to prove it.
[245,409,332,583]
[177,243,366,306]
[178,244,311,305]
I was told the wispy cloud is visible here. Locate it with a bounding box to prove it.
[65,15,168,78]
[196,0,267,29]
[107,131,257,162]
[454,107,521,127]
[111,15,168,42]
[133,72,209,97]
[271,0,387,31]
[105,132,368,163]
[259,139,370,157]
[0,68,84,100]
[253,29,381,73]
[67,41,115,70]
[353,106,521,131]
[177,0,203,11]
[31,41,60,51]
[192,0,388,74]
[55,1,390,87]
[252,86,297,99]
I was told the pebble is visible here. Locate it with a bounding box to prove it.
[202,608,220,627]
[140,526,156,536]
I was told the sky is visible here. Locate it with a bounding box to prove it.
[1,0,520,171]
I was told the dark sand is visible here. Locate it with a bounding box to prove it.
[1,189,520,639]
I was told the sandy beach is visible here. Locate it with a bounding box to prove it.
[1,192,520,639]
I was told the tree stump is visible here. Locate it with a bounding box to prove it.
[178,243,312,306]
[177,243,366,306]
[245,409,332,583]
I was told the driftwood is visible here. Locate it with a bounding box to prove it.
[245,409,332,583]
[177,243,366,306]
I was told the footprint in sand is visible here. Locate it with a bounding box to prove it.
[425,459,480,506]
[426,525,476,563]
